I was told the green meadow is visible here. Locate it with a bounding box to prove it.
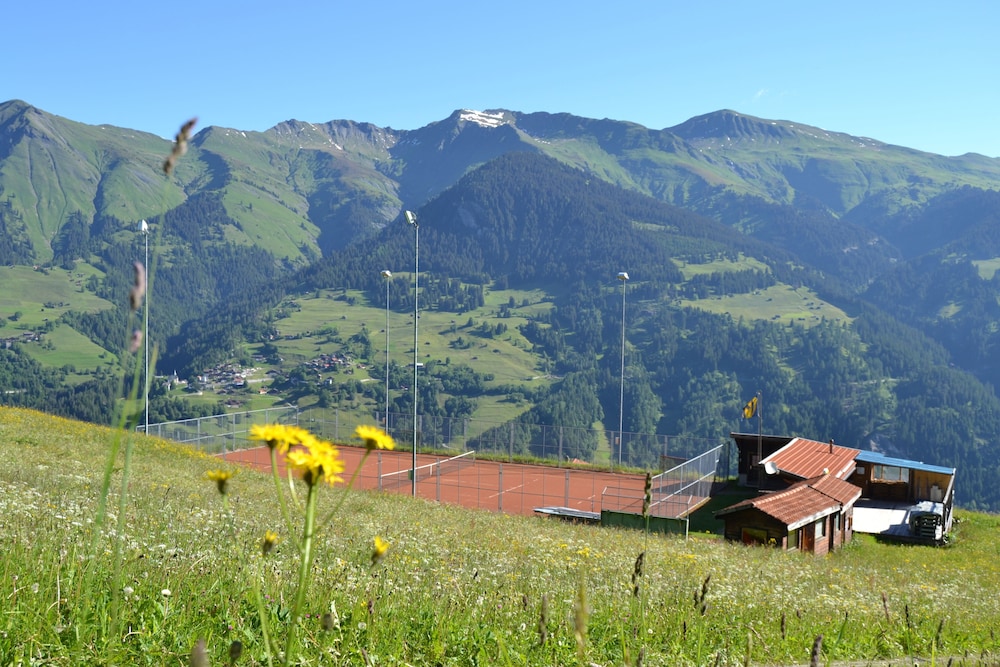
[228,286,556,432]
[3,406,1000,666]
[672,256,850,326]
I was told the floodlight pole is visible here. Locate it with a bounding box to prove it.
[617,271,629,466]
[404,210,419,497]
[381,269,392,434]
[142,219,150,434]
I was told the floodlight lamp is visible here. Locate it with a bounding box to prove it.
[617,271,629,281]
[381,269,392,278]
[404,210,418,226]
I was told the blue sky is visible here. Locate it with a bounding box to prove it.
[6,1,1000,157]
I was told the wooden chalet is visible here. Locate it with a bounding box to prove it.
[716,473,861,555]
[721,434,957,548]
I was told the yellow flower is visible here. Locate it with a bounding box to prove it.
[354,424,395,451]
[205,469,234,495]
[250,423,311,455]
[285,438,344,487]
[371,536,390,565]
[262,530,280,556]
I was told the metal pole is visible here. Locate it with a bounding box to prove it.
[617,271,629,465]
[382,269,391,433]
[405,211,419,497]
[143,221,149,433]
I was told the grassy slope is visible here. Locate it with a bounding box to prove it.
[245,286,554,426]
[0,264,119,376]
[2,406,1000,665]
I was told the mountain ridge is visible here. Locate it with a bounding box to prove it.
[5,99,1000,509]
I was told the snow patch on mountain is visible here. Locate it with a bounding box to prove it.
[459,109,506,128]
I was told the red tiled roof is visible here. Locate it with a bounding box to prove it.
[716,474,861,530]
[808,472,862,506]
[761,437,860,480]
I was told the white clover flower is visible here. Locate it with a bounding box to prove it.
[161,589,172,597]
[123,586,134,597]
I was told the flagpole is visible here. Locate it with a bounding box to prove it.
[756,391,762,466]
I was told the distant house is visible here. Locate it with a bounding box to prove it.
[722,433,956,547]
[716,473,861,554]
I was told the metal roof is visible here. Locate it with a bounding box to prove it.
[855,450,955,476]
[760,437,860,480]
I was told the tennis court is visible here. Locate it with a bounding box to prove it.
[223,445,653,518]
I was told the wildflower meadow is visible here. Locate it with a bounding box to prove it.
[2,406,1000,665]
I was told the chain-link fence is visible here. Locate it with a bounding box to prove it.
[139,406,729,474]
[136,405,299,455]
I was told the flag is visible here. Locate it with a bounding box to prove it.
[140,219,148,232]
[742,395,758,419]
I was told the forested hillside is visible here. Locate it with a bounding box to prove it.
[151,152,1000,509]
[4,101,1000,508]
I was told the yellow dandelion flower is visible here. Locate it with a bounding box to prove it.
[354,424,395,451]
[249,423,310,455]
[262,530,280,556]
[205,469,234,495]
[371,535,390,565]
[286,438,344,487]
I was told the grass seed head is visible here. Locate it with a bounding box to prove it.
[189,638,208,667]
[129,261,146,312]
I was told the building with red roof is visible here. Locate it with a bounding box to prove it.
[716,473,861,554]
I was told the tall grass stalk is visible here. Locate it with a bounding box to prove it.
[77,120,192,653]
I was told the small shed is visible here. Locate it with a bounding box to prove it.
[716,474,862,555]
[730,432,794,487]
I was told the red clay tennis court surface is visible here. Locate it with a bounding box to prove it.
[222,446,660,519]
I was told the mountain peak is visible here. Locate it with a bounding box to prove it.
[669,109,800,144]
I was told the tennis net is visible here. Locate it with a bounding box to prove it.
[379,450,476,491]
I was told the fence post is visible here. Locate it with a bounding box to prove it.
[508,422,514,463]
[377,451,382,491]
[436,462,441,502]
[498,464,503,512]
[565,470,570,506]
[558,427,564,466]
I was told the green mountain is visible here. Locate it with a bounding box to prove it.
[4,100,1000,509]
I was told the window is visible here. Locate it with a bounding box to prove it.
[873,464,909,483]
[815,519,826,539]
[788,528,802,551]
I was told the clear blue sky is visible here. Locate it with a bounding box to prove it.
[6,1,1000,157]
